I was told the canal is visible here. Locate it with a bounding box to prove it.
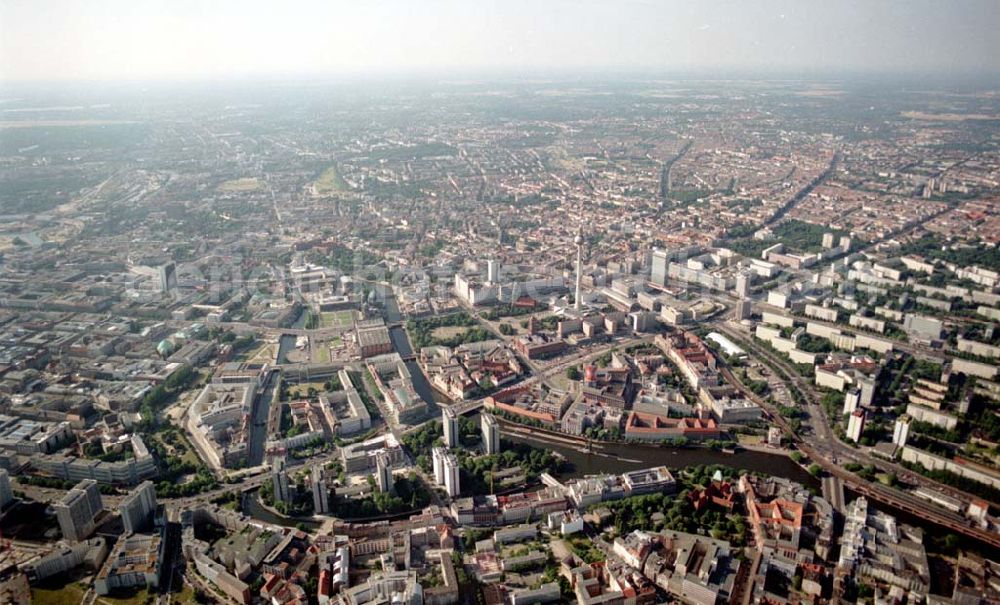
[247,369,277,466]
[275,333,298,364]
[385,294,445,407]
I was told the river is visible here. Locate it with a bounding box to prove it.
[504,428,999,559]
[502,425,816,485]
[241,489,322,530]
[251,297,998,560]
[239,412,999,558]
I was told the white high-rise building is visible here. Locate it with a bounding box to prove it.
[892,416,911,447]
[443,455,460,497]
[847,409,866,443]
[858,376,876,407]
[443,408,460,449]
[843,388,861,416]
[481,414,500,455]
[735,273,750,299]
[432,447,460,497]
[375,451,393,494]
[0,469,13,510]
[735,299,752,321]
[574,228,584,311]
[312,466,330,514]
[119,481,157,534]
[487,259,500,284]
[651,249,668,287]
[54,479,104,542]
[272,459,291,504]
[432,447,446,485]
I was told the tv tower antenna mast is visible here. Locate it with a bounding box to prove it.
[574,227,584,312]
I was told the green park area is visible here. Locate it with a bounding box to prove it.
[321,309,356,328]
[312,166,350,194]
[217,177,262,192]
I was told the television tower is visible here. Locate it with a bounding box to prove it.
[574,226,584,312]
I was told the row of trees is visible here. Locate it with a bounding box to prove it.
[407,312,479,348]
[404,417,567,496]
[455,442,566,495]
[481,303,537,321]
[332,473,431,518]
[137,364,198,429]
[601,465,749,545]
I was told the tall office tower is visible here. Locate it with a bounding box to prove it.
[735,299,753,321]
[79,478,103,517]
[272,459,291,504]
[443,408,460,449]
[857,376,876,407]
[839,236,852,253]
[735,273,750,299]
[432,447,447,485]
[0,469,12,510]
[442,453,460,497]
[158,262,178,293]
[487,259,500,284]
[375,451,393,494]
[843,388,861,416]
[651,249,668,287]
[119,481,157,534]
[892,416,911,447]
[481,414,500,455]
[312,466,330,514]
[574,227,584,311]
[846,409,866,443]
[55,479,104,542]
[822,233,835,249]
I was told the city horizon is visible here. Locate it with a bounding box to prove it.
[3,0,998,82]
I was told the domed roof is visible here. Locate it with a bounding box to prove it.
[156,339,174,356]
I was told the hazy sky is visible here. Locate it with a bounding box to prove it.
[1,0,998,81]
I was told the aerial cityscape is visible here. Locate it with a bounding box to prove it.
[1,2,999,605]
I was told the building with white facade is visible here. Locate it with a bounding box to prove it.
[481,413,500,455]
[847,409,866,443]
[432,447,460,497]
[443,407,460,448]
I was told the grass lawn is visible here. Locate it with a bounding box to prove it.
[312,166,350,194]
[321,309,356,328]
[32,584,87,605]
[431,326,468,339]
[165,583,198,604]
[244,343,277,363]
[285,380,329,399]
[312,346,331,363]
[217,177,262,192]
[737,434,764,446]
[96,587,156,605]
